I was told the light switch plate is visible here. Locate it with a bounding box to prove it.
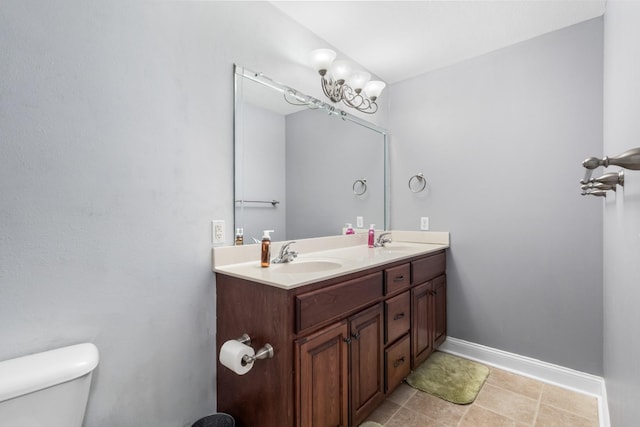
[356,216,364,228]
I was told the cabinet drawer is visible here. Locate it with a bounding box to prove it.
[412,251,446,284]
[296,272,383,332]
[385,291,410,345]
[385,334,411,393]
[385,263,410,295]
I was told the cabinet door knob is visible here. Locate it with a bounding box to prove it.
[351,332,360,340]
[344,337,352,344]
[393,312,405,321]
[393,356,405,368]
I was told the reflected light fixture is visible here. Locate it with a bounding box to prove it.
[310,48,386,114]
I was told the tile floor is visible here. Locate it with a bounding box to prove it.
[362,365,599,427]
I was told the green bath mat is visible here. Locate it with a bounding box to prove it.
[406,352,489,404]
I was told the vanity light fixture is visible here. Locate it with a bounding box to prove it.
[310,48,386,114]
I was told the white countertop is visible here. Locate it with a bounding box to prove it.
[212,231,449,290]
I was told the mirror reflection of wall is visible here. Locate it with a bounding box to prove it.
[286,109,384,239]
[234,65,388,244]
[239,103,287,243]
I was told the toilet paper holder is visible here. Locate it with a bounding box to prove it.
[236,333,274,364]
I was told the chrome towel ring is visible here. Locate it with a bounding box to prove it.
[353,178,367,195]
[408,173,427,193]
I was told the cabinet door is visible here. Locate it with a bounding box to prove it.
[296,321,349,427]
[349,304,384,427]
[411,281,434,368]
[433,275,447,348]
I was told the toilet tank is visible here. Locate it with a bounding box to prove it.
[0,343,99,427]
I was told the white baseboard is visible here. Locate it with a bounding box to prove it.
[439,337,610,427]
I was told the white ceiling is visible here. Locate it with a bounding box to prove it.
[271,0,606,84]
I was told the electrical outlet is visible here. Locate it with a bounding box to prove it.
[420,217,429,231]
[356,216,364,228]
[212,220,225,244]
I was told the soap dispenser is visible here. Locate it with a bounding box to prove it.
[368,224,375,248]
[261,230,274,268]
[345,223,355,235]
[235,228,244,246]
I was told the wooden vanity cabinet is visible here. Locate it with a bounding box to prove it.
[295,275,385,427]
[384,263,411,294]
[384,291,410,345]
[296,320,350,427]
[295,302,384,427]
[411,251,447,368]
[385,334,411,392]
[433,274,447,348]
[215,249,446,427]
[411,280,435,367]
[348,304,384,427]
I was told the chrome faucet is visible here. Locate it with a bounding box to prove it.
[374,232,392,247]
[272,241,298,264]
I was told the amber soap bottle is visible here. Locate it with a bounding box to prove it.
[261,230,274,268]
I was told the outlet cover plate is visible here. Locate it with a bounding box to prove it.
[420,217,429,231]
[212,220,225,244]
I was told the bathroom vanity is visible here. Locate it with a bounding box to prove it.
[213,232,448,427]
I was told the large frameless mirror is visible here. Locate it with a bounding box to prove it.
[234,65,388,244]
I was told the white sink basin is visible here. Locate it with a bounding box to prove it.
[272,259,343,274]
[379,244,415,254]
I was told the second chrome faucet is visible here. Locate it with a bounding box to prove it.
[272,241,298,264]
[375,232,392,247]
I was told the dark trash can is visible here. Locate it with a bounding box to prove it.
[191,413,235,427]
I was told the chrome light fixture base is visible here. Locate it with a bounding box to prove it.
[320,77,379,114]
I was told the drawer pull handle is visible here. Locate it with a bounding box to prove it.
[393,275,405,282]
[393,356,405,368]
[393,313,405,321]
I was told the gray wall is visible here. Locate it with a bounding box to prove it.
[0,2,386,426]
[388,18,604,375]
[602,2,640,424]
[286,109,386,239]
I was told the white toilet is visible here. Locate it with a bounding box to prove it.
[0,343,99,427]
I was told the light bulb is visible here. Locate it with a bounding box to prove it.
[348,71,371,93]
[330,60,352,84]
[310,49,336,76]
[363,80,386,100]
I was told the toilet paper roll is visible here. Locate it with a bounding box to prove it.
[219,340,255,375]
